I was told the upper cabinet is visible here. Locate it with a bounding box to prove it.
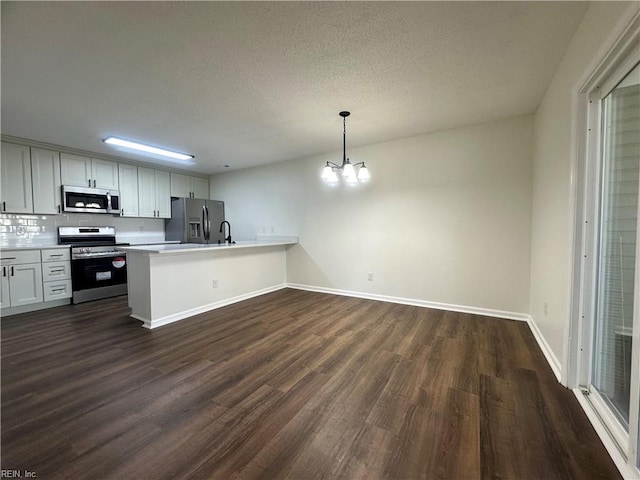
[92,158,119,190]
[192,176,209,199]
[118,163,139,217]
[0,140,205,219]
[31,148,62,214]
[60,153,119,190]
[138,168,171,218]
[1,143,33,214]
[59,153,90,187]
[170,173,209,199]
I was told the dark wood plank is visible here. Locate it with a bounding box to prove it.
[1,289,621,479]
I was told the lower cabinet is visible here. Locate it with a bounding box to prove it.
[1,250,43,308]
[1,248,71,314]
[41,250,72,301]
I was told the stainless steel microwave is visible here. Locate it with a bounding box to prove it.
[62,185,120,214]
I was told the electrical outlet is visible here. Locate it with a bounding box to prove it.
[368,272,374,281]
[213,279,219,288]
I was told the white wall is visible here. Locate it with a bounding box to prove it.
[529,2,638,376]
[212,115,533,316]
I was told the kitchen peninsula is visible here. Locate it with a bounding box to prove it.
[122,237,298,328]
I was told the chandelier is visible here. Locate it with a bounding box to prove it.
[321,111,370,184]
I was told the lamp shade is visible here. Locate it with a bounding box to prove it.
[357,165,370,181]
[342,161,355,178]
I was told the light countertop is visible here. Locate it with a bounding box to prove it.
[122,238,298,255]
[1,244,70,251]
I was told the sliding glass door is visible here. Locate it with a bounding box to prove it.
[586,59,640,471]
[592,62,639,431]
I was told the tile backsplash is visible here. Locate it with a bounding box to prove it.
[0,213,165,247]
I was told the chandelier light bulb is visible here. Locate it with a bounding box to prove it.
[322,164,333,180]
[343,161,355,178]
[357,164,370,181]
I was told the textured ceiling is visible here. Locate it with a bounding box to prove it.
[1,1,588,174]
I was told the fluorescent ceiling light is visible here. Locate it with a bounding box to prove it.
[103,136,194,161]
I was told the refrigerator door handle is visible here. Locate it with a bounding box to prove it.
[202,205,208,241]
[205,204,211,242]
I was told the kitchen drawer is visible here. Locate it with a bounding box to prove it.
[0,250,41,265]
[42,261,71,281]
[42,248,70,262]
[44,279,72,301]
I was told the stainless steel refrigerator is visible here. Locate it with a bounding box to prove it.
[165,198,225,244]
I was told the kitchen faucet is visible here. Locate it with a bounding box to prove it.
[219,221,233,244]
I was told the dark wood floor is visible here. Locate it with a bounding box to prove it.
[2,289,620,479]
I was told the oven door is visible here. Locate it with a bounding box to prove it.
[71,255,127,303]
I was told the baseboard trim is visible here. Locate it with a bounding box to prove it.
[525,315,563,382]
[137,284,288,329]
[286,283,529,322]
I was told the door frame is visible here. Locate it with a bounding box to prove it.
[567,9,640,475]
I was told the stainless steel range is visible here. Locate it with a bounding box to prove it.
[58,226,128,304]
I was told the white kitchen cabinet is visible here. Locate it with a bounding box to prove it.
[138,167,171,218]
[41,249,70,263]
[1,143,33,214]
[41,248,71,302]
[60,153,91,187]
[155,170,171,218]
[31,148,62,214]
[170,173,209,199]
[118,163,139,217]
[170,173,190,198]
[92,158,119,190]
[43,279,72,302]
[192,176,209,199]
[60,153,119,189]
[1,248,71,313]
[1,250,43,308]
[0,273,10,309]
[10,263,44,307]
